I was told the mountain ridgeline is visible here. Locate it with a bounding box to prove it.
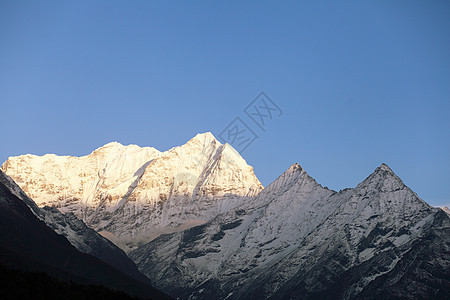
[2,132,449,299]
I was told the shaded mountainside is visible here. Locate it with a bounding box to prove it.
[0,180,171,300]
[0,266,141,300]
[355,209,450,299]
[0,170,150,284]
[130,164,450,299]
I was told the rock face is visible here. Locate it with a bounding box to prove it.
[1,133,263,251]
[129,163,450,299]
[0,170,150,284]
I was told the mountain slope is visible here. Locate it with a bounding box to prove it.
[2,133,263,251]
[0,177,170,299]
[0,266,143,300]
[0,170,150,284]
[129,164,449,299]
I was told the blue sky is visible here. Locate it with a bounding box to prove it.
[1,1,449,207]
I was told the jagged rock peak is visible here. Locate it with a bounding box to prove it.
[376,162,395,173]
[353,163,433,213]
[287,162,303,173]
[357,163,405,189]
[263,163,309,193]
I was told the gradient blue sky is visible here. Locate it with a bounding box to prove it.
[1,1,449,206]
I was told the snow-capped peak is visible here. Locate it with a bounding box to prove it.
[100,141,123,148]
[1,133,263,251]
[190,131,219,143]
[178,132,218,150]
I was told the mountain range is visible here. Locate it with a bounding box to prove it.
[2,133,262,253]
[2,132,449,299]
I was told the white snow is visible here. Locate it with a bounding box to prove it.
[1,132,263,250]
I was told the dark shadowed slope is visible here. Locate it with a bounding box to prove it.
[0,265,141,300]
[0,180,171,299]
[0,170,151,284]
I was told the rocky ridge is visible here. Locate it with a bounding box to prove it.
[129,163,449,299]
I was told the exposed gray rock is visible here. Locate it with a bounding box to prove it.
[130,164,449,299]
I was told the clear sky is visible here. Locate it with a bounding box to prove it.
[1,1,449,207]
